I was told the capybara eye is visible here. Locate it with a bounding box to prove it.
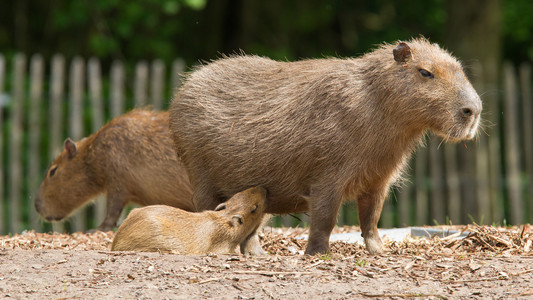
[49,166,58,177]
[418,68,434,79]
[251,205,258,213]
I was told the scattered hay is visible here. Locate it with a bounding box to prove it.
[0,224,531,258]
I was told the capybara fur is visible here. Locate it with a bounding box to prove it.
[169,38,482,255]
[34,109,193,231]
[111,187,266,254]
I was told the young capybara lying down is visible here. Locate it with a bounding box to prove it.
[111,187,267,254]
[169,38,482,255]
[34,109,194,232]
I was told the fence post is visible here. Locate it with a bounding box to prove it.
[49,54,66,233]
[110,60,125,118]
[0,54,4,234]
[170,58,186,96]
[520,62,533,223]
[444,143,461,224]
[8,53,25,233]
[503,62,523,224]
[471,61,491,224]
[134,61,148,108]
[150,59,165,110]
[69,56,86,232]
[397,177,412,227]
[415,146,429,225]
[28,54,44,232]
[429,137,445,224]
[88,57,106,228]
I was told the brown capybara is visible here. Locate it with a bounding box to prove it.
[169,38,482,255]
[34,109,194,231]
[111,186,267,254]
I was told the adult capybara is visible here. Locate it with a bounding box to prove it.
[111,187,266,254]
[169,38,482,255]
[34,109,194,231]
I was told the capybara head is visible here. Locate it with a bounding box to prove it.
[372,39,482,141]
[214,186,267,233]
[34,138,101,222]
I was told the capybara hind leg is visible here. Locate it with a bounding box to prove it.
[357,189,387,254]
[305,194,343,255]
[97,191,127,232]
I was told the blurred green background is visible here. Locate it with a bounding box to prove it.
[1,0,531,66]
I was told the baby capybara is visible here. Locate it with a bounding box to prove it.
[169,38,482,255]
[111,187,266,254]
[34,109,193,231]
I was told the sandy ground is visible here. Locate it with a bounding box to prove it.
[0,225,532,299]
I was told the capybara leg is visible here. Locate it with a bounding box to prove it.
[97,192,126,232]
[240,232,265,255]
[357,189,387,255]
[240,214,271,255]
[305,194,342,255]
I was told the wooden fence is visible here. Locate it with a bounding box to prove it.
[0,53,531,234]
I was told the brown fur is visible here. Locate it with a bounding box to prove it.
[169,38,482,255]
[111,187,266,254]
[34,109,194,231]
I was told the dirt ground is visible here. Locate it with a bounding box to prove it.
[0,225,532,299]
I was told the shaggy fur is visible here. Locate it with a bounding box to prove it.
[169,38,482,255]
[34,109,194,231]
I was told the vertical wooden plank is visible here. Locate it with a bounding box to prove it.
[110,60,125,118]
[429,136,445,224]
[8,53,25,233]
[503,62,523,224]
[69,56,86,232]
[486,72,504,224]
[444,143,461,224]
[49,54,65,233]
[170,58,186,94]
[28,54,44,232]
[88,57,106,229]
[134,61,148,108]
[380,194,394,228]
[520,62,533,223]
[0,54,5,234]
[415,146,429,225]
[397,183,412,227]
[150,59,165,110]
[471,61,491,224]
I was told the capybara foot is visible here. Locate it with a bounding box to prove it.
[240,234,266,255]
[304,240,329,255]
[364,236,384,255]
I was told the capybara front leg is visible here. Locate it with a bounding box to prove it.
[305,193,343,255]
[240,214,271,255]
[240,232,265,255]
[357,189,387,254]
[97,190,127,232]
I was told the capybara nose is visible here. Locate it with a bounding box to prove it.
[461,107,473,117]
[34,195,43,214]
[251,186,267,197]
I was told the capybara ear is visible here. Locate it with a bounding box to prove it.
[64,138,78,159]
[215,203,226,211]
[230,215,243,227]
[393,42,412,63]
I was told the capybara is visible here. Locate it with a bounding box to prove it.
[34,109,194,231]
[169,38,482,255]
[111,186,266,254]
